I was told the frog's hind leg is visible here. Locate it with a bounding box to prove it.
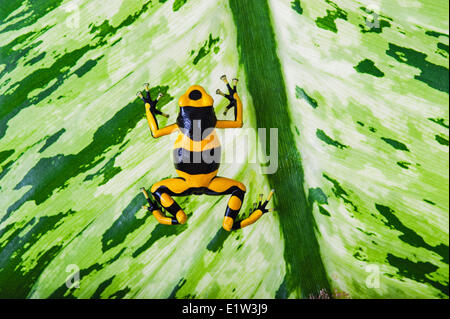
[142,178,190,225]
[206,177,274,231]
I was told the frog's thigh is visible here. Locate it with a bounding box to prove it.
[206,176,246,194]
[151,178,190,195]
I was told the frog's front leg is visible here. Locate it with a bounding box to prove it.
[137,83,178,138]
[215,75,243,128]
[206,177,274,231]
[141,178,190,225]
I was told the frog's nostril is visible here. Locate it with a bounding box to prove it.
[189,90,202,100]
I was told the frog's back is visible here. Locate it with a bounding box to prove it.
[173,91,220,186]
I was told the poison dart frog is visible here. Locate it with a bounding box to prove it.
[138,75,274,231]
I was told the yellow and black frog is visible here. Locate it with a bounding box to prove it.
[138,75,274,231]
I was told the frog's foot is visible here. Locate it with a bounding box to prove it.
[216,75,238,116]
[137,83,168,117]
[220,74,238,93]
[232,189,275,230]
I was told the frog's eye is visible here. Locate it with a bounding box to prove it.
[189,90,202,100]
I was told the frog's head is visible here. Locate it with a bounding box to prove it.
[176,85,217,130]
[178,85,213,108]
